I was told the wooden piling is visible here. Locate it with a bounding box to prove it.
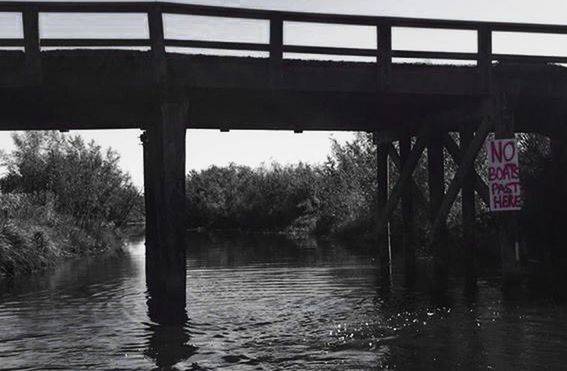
[376,139,391,279]
[494,93,522,281]
[400,135,416,281]
[461,126,477,288]
[144,100,188,324]
[428,130,448,285]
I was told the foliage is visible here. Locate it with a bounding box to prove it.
[0,131,140,230]
[0,131,141,277]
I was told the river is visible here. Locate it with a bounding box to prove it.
[0,233,566,370]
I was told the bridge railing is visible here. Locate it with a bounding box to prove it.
[2,1,567,86]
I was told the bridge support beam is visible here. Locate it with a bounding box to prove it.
[460,125,477,289]
[428,130,448,287]
[400,135,416,284]
[376,138,392,281]
[494,94,522,281]
[143,100,188,324]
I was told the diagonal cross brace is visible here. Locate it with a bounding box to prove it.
[443,133,490,206]
[376,125,429,236]
[428,116,494,246]
[387,143,429,210]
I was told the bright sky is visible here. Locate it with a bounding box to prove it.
[1,0,567,188]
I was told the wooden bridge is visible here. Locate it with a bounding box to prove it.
[2,1,567,319]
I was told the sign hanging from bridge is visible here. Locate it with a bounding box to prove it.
[487,138,521,211]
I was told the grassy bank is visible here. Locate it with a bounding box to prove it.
[0,131,143,278]
[0,193,127,278]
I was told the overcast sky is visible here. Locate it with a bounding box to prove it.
[1,0,567,188]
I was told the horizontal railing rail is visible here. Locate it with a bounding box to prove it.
[0,1,566,87]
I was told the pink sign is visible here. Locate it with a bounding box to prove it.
[487,138,521,211]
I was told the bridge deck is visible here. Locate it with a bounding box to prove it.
[0,50,566,134]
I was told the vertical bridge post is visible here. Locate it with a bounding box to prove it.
[494,93,522,281]
[377,23,392,91]
[144,5,188,323]
[460,125,477,288]
[428,129,448,286]
[23,6,41,84]
[375,133,391,280]
[269,14,283,85]
[400,135,416,282]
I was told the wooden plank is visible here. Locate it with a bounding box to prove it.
[23,7,41,82]
[148,4,167,85]
[378,24,392,90]
[492,53,567,64]
[460,125,477,287]
[443,132,490,205]
[494,92,522,279]
[284,44,377,57]
[478,25,492,91]
[392,50,477,60]
[376,140,391,275]
[428,114,493,246]
[376,125,429,236]
[400,136,416,274]
[165,39,268,51]
[0,38,24,47]
[270,15,283,61]
[387,143,429,210]
[41,38,150,47]
[428,131,445,222]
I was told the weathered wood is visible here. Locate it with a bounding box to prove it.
[270,15,283,61]
[269,15,283,84]
[428,113,493,246]
[428,129,448,282]
[443,132,490,205]
[400,136,416,277]
[461,126,477,287]
[376,140,391,276]
[392,50,477,60]
[494,92,522,280]
[376,125,429,235]
[148,4,167,85]
[387,143,429,210]
[377,24,392,90]
[165,39,268,51]
[42,38,150,47]
[144,100,188,324]
[284,44,377,57]
[23,7,41,83]
[478,25,492,91]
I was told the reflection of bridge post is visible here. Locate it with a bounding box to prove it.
[143,100,188,323]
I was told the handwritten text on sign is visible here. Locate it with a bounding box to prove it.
[487,138,521,211]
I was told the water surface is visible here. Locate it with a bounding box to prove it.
[0,233,566,370]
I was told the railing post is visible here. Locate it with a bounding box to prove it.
[377,23,392,91]
[270,15,283,85]
[23,6,41,84]
[148,4,167,86]
[478,25,492,93]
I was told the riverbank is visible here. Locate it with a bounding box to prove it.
[0,192,135,279]
[0,220,127,279]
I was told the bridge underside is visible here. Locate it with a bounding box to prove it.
[1,50,567,135]
[1,49,566,313]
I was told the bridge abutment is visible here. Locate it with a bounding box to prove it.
[143,100,188,323]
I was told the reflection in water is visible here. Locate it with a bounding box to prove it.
[0,233,565,370]
[144,321,198,369]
